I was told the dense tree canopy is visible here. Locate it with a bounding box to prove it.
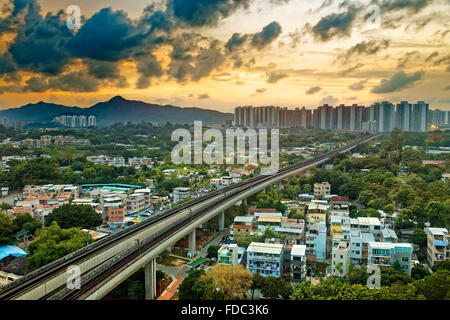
[45,204,103,229]
[27,222,91,270]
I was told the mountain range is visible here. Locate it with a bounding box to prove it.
[0,96,234,125]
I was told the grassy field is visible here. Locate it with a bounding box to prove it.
[157,255,189,267]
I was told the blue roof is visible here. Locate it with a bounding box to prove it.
[0,245,27,261]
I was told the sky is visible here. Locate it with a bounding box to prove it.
[0,0,449,113]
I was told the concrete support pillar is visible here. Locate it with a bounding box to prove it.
[277,182,282,193]
[145,259,156,300]
[242,198,247,205]
[219,211,225,232]
[188,230,196,256]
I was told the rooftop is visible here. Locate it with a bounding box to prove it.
[291,245,306,256]
[247,242,283,255]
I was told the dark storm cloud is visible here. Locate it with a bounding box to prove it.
[136,55,163,78]
[0,53,17,76]
[192,40,226,81]
[167,0,251,27]
[47,71,101,92]
[226,33,249,52]
[24,76,48,92]
[85,60,120,79]
[310,6,359,41]
[251,21,282,49]
[135,55,163,89]
[5,1,74,75]
[371,70,424,93]
[68,8,145,61]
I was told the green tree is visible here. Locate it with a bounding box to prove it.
[27,222,91,270]
[425,201,450,228]
[0,212,13,245]
[45,204,103,229]
[411,263,431,280]
[179,270,207,300]
[259,276,293,299]
[357,191,376,207]
[415,270,450,300]
[12,212,42,235]
[250,273,264,300]
[431,260,450,273]
[411,229,427,247]
[207,245,221,259]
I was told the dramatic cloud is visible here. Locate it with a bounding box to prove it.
[69,8,145,61]
[310,6,358,41]
[47,71,101,92]
[226,33,248,52]
[167,0,251,27]
[267,71,288,83]
[85,60,120,79]
[251,21,282,49]
[135,54,163,89]
[371,70,425,93]
[379,0,432,13]
[306,86,322,95]
[397,51,420,69]
[6,1,74,75]
[341,40,390,62]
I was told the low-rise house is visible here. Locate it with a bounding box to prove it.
[305,221,327,261]
[172,187,190,204]
[233,216,254,239]
[424,227,449,268]
[368,242,413,275]
[246,242,283,277]
[332,241,350,277]
[289,244,307,282]
[381,228,398,243]
[314,182,331,197]
[217,244,239,265]
[254,212,282,227]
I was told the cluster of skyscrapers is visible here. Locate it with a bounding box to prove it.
[234,101,448,132]
[53,115,97,128]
